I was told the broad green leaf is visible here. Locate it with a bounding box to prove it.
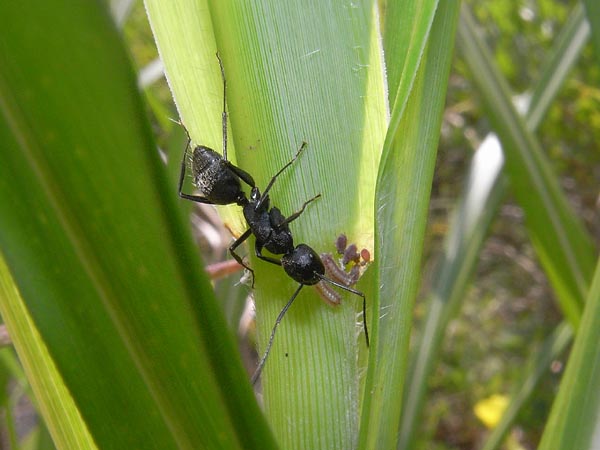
[0,256,96,450]
[457,5,596,326]
[381,0,437,109]
[359,2,459,449]
[538,255,600,450]
[146,1,386,448]
[0,1,271,448]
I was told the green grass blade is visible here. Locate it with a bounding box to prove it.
[398,136,508,450]
[582,0,600,59]
[527,4,590,129]
[0,256,96,450]
[359,2,460,449]
[146,1,386,449]
[0,1,270,448]
[537,256,600,450]
[399,5,591,448]
[457,5,596,326]
[479,7,591,448]
[482,322,573,450]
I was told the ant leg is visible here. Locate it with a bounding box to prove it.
[177,122,218,204]
[178,193,219,204]
[279,193,322,227]
[229,228,255,287]
[216,52,228,162]
[254,245,283,267]
[251,283,304,385]
[225,162,256,189]
[255,141,308,210]
[175,120,191,190]
[262,141,307,196]
[214,53,256,190]
[177,123,192,195]
[178,163,217,204]
[315,273,369,348]
[178,165,219,204]
[175,119,192,143]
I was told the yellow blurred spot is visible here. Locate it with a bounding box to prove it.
[474,394,509,429]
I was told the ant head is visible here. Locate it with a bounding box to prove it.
[281,244,325,286]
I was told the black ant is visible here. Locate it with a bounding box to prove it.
[177,55,317,288]
[176,54,369,386]
[177,59,318,288]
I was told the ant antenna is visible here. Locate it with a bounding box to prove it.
[251,284,304,385]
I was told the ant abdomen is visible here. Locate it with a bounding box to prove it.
[190,146,245,205]
[281,244,324,285]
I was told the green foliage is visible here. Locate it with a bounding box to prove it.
[0,1,598,449]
